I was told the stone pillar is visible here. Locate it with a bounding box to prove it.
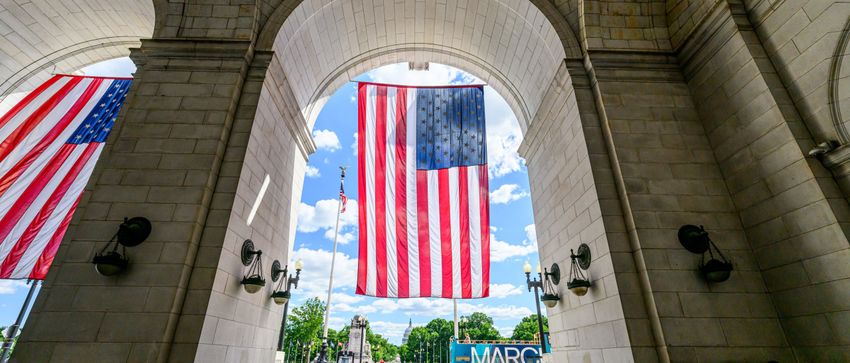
[13,38,283,362]
[679,1,850,360]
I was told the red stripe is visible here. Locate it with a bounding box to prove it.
[0,144,75,259]
[438,168,453,298]
[479,165,490,297]
[395,88,409,298]
[0,75,62,129]
[459,167,472,298]
[356,83,368,295]
[0,143,97,278]
[29,193,82,280]
[0,77,83,163]
[0,78,103,198]
[374,86,388,297]
[416,170,430,296]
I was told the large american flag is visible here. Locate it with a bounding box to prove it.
[0,75,131,280]
[356,82,490,299]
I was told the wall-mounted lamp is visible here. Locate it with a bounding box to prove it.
[240,239,265,293]
[540,263,561,308]
[91,217,151,276]
[567,243,592,296]
[679,225,733,283]
[270,259,303,305]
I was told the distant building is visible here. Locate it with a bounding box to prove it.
[401,319,414,345]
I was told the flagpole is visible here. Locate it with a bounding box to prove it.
[317,167,345,363]
[1,280,38,363]
[453,299,459,339]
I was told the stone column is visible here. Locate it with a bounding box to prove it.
[14,38,273,362]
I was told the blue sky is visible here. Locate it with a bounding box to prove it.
[0,58,544,345]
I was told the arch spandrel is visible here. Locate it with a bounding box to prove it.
[0,0,154,96]
[259,0,578,132]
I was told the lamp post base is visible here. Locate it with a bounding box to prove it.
[314,341,329,363]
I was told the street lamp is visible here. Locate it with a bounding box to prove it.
[524,261,552,354]
[277,259,303,352]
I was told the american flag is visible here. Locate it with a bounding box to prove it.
[0,75,131,280]
[340,179,348,213]
[356,82,490,299]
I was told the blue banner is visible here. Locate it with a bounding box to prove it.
[449,341,549,363]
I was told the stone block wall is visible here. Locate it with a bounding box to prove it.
[742,0,850,143]
[521,61,660,362]
[189,52,313,362]
[680,1,850,360]
[582,0,671,50]
[14,38,264,362]
[591,50,790,361]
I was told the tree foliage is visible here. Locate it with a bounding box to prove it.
[399,313,505,362]
[282,300,399,362]
[510,315,548,341]
[284,297,326,360]
[460,312,501,341]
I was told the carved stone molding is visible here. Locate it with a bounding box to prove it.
[829,17,850,143]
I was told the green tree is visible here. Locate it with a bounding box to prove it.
[460,312,501,341]
[284,297,326,360]
[511,315,548,341]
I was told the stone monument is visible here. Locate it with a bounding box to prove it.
[339,315,372,363]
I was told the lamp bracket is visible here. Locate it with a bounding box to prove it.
[547,263,561,285]
[271,260,286,282]
[241,239,259,266]
[678,225,710,254]
[574,243,591,270]
[116,217,151,247]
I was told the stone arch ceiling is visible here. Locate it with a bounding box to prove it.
[270,0,568,130]
[0,0,154,96]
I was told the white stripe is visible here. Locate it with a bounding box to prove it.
[0,77,71,143]
[405,88,419,297]
[468,166,483,298]
[0,78,101,183]
[448,167,461,298]
[385,87,398,297]
[11,144,103,278]
[365,85,377,296]
[2,78,96,172]
[0,146,87,266]
[427,169,442,296]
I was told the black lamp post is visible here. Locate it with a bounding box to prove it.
[276,259,303,352]
[524,261,548,354]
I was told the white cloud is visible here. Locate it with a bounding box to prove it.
[305,165,320,178]
[289,247,359,300]
[524,224,537,246]
[313,129,341,152]
[351,132,358,155]
[489,184,529,204]
[346,298,533,320]
[0,280,27,294]
[489,283,523,298]
[297,198,357,234]
[484,88,525,178]
[323,228,356,244]
[80,57,136,77]
[491,233,537,262]
[365,63,481,86]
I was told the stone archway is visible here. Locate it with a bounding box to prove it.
[0,0,154,97]
[11,1,850,362]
